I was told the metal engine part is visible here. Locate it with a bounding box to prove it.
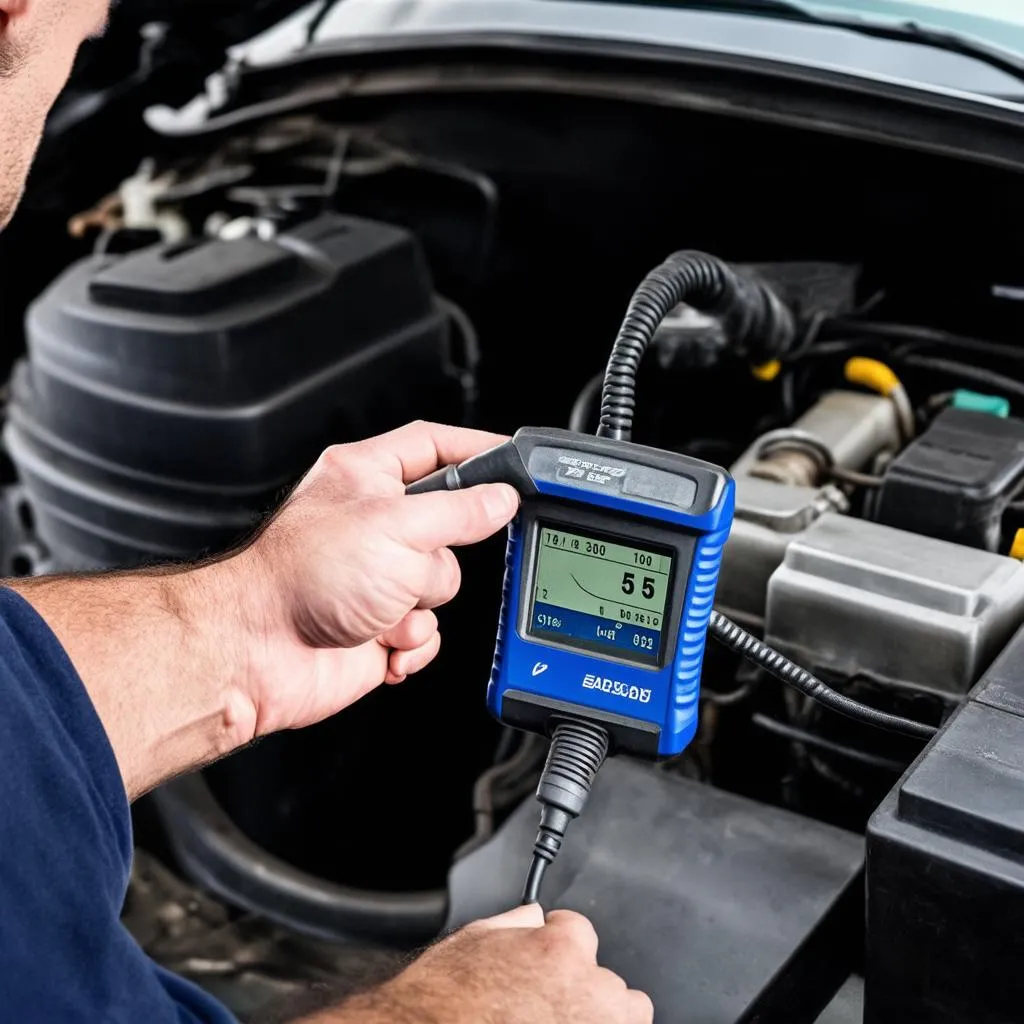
[765,514,1024,696]
[721,389,1024,696]
[730,390,900,485]
[719,391,900,623]
[716,481,846,624]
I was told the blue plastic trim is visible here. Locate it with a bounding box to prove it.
[488,479,735,759]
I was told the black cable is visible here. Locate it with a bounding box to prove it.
[597,252,795,441]
[898,354,1024,404]
[783,338,873,361]
[783,308,830,362]
[493,725,519,766]
[522,855,548,905]
[751,713,909,772]
[569,372,604,434]
[826,318,1024,364]
[456,733,547,861]
[708,611,937,741]
[406,155,501,276]
[435,295,481,426]
[522,721,609,906]
[702,681,758,707]
[828,466,884,489]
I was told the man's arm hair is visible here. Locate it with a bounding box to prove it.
[11,562,257,800]
[250,950,407,1024]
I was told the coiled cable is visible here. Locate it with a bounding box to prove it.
[597,252,795,441]
[709,611,937,741]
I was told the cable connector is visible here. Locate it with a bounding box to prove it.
[598,251,796,441]
[521,721,610,905]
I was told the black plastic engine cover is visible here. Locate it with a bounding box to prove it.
[5,214,463,569]
[866,624,1024,1024]
[448,759,864,1024]
[876,407,1024,551]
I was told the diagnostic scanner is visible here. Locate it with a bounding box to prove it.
[409,426,735,759]
[406,253,931,906]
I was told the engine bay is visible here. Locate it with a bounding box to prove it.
[7,39,1024,1022]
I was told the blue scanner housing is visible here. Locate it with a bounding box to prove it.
[410,426,734,760]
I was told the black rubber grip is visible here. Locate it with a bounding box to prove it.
[405,465,462,494]
[404,439,535,496]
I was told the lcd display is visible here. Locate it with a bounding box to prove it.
[527,525,674,665]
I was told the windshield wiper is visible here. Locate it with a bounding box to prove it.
[599,0,1024,89]
[829,15,1024,89]
[307,0,350,43]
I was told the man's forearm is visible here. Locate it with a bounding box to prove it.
[4,425,521,803]
[292,980,434,1024]
[10,562,257,800]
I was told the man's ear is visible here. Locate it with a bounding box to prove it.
[0,0,30,22]
[0,0,29,74]
[0,0,29,36]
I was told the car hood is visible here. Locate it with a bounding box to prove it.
[227,0,1024,102]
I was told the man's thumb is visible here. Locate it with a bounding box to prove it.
[400,484,519,550]
[469,903,545,932]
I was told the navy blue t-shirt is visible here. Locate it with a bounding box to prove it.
[0,588,237,1023]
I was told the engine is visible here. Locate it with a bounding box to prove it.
[5,213,467,572]
[724,390,1024,698]
[8,104,1024,1024]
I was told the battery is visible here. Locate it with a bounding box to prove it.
[866,623,1024,1023]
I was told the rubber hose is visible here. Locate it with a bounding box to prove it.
[708,611,937,741]
[598,251,795,441]
[153,773,448,946]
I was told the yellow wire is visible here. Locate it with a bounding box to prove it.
[751,360,782,382]
[845,357,901,397]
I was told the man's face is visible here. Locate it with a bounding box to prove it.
[0,0,110,228]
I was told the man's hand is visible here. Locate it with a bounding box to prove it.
[229,421,520,737]
[304,905,654,1024]
[12,422,518,798]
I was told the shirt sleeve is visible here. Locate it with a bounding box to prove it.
[0,588,237,1024]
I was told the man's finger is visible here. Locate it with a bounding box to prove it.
[387,632,441,681]
[626,988,656,1023]
[545,910,600,963]
[354,421,509,485]
[416,548,462,610]
[398,485,519,552]
[379,610,438,652]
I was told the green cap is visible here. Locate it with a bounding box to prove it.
[951,389,1010,418]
